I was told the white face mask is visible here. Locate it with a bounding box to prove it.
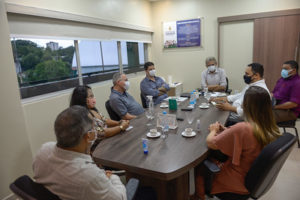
[149,70,156,77]
[208,65,216,72]
[124,81,130,91]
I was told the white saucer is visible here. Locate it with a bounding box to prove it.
[199,104,209,109]
[181,131,196,137]
[160,104,169,108]
[146,132,161,138]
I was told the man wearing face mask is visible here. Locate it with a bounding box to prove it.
[201,57,227,92]
[272,60,300,122]
[33,106,127,200]
[110,72,144,120]
[212,63,270,126]
[140,62,170,106]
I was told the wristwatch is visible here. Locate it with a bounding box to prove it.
[119,125,124,131]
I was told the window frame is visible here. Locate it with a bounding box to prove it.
[11,37,148,99]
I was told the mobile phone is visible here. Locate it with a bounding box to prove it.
[176,116,184,121]
[181,108,193,111]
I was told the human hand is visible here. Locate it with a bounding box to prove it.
[121,120,130,129]
[216,102,232,111]
[209,122,221,133]
[158,87,167,93]
[105,170,112,178]
[218,122,226,132]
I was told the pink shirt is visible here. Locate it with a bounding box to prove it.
[211,122,262,195]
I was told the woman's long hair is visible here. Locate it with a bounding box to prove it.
[243,86,281,146]
[70,85,98,112]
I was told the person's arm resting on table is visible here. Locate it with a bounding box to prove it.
[208,85,226,92]
[110,97,136,120]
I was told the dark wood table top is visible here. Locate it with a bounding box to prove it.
[93,97,229,181]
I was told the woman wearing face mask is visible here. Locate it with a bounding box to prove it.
[70,85,130,151]
[140,61,170,106]
[201,57,227,92]
[195,86,281,200]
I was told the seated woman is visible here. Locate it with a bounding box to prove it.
[195,86,281,199]
[70,85,130,149]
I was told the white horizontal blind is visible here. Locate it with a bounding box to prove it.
[7,13,152,43]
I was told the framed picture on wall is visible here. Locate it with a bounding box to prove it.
[163,18,201,48]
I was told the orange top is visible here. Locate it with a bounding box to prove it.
[211,122,262,194]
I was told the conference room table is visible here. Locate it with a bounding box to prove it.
[93,95,229,200]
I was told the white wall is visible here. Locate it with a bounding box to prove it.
[0,0,33,198]
[0,0,151,198]
[5,0,152,28]
[22,73,145,156]
[150,0,300,92]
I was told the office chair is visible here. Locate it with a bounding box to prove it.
[140,93,148,108]
[203,132,297,200]
[277,117,299,148]
[10,175,140,200]
[105,100,121,121]
[225,77,232,94]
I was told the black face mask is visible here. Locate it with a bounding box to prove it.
[243,75,252,84]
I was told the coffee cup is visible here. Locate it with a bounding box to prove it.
[150,129,157,136]
[185,128,193,135]
[161,102,167,107]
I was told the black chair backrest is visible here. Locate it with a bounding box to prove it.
[140,93,148,108]
[245,132,296,199]
[225,77,229,93]
[105,100,121,121]
[10,175,61,200]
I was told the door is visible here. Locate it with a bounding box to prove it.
[253,15,300,91]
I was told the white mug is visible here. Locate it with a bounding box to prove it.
[150,129,157,136]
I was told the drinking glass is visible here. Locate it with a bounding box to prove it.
[145,109,152,126]
[185,111,194,127]
[204,92,211,102]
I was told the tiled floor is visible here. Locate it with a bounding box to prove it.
[6,122,300,200]
[260,121,300,200]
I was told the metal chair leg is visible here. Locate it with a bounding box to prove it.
[293,127,300,148]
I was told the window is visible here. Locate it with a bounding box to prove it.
[11,37,148,98]
[123,42,145,73]
[11,37,78,98]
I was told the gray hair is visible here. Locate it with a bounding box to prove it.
[112,72,124,85]
[205,56,217,66]
[55,105,93,148]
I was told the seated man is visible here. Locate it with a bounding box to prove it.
[212,63,270,126]
[110,72,144,120]
[140,62,170,106]
[201,56,227,92]
[272,60,300,122]
[33,106,127,200]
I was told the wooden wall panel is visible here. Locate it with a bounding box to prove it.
[253,15,300,90]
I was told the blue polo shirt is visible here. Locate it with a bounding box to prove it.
[109,88,144,117]
[140,76,170,106]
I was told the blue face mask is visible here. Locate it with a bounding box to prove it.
[281,69,292,79]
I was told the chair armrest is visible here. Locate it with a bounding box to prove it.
[204,160,221,173]
[126,178,139,200]
[203,160,220,195]
[226,89,232,95]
